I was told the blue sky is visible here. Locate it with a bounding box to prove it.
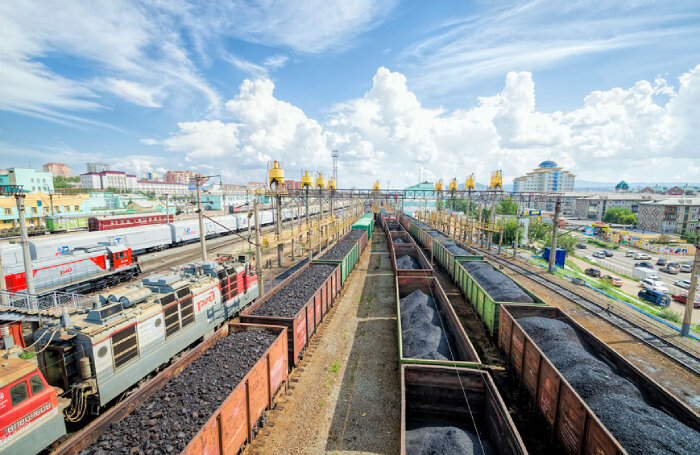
[1,0,699,187]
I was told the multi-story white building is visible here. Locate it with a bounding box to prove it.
[638,197,700,235]
[80,171,137,191]
[513,161,575,193]
[136,180,193,195]
[573,193,664,221]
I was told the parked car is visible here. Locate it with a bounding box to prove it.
[659,265,679,275]
[604,250,614,257]
[634,252,651,260]
[672,294,700,309]
[602,275,623,287]
[640,278,669,293]
[576,243,588,249]
[592,251,606,259]
[585,267,601,277]
[656,258,667,266]
[625,251,635,258]
[680,263,692,273]
[638,289,670,307]
[635,262,654,269]
[674,279,692,289]
[667,262,680,269]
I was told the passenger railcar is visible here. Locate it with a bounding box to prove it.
[87,213,173,231]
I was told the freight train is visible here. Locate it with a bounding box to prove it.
[1,203,349,296]
[0,254,258,455]
[393,209,700,455]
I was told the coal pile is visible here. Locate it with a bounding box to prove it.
[406,425,496,455]
[392,237,406,243]
[271,258,308,286]
[461,262,534,303]
[400,290,453,360]
[387,224,401,231]
[80,330,278,455]
[320,241,356,260]
[396,254,421,270]
[442,241,469,255]
[426,230,446,238]
[518,317,700,455]
[343,230,366,241]
[252,264,336,317]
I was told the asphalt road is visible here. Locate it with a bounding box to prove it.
[575,245,695,296]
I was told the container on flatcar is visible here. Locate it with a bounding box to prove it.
[351,213,374,240]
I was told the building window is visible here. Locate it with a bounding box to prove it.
[4,208,11,215]
[31,207,37,214]
[64,205,70,212]
[75,205,80,211]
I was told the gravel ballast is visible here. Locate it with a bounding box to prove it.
[80,330,278,455]
[252,264,336,317]
[400,290,453,360]
[461,262,534,303]
[518,316,700,455]
[406,425,496,455]
[396,254,420,270]
[320,241,356,260]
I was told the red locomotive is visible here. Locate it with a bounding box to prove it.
[4,245,140,295]
[87,213,173,231]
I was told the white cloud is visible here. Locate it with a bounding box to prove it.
[98,78,161,107]
[222,0,397,53]
[264,55,289,69]
[401,1,700,96]
[146,65,700,186]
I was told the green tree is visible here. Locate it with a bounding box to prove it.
[53,175,80,188]
[602,207,637,225]
[528,219,551,242]
[682,230,698,244]
[496,198,518,215]
[494,218,524,245]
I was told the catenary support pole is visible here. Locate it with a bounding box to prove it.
[16,195,35,296]
[275,194,283,267]
[548,200,561,273]
[196,178,207,262]
[254,199,264,298]
[681,233,699,336]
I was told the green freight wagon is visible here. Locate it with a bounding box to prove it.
[432,238,482,279]
[313,240,360,287]
[44,215,89,232]
[454,260,546,337]
[351,213,374,240]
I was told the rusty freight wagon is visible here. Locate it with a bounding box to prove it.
[240,262,339,367]
[388,230,415,247]
[396,276,480,369]
[499,305,700,455]
[52,323,288,455]
[391,243,433,277]
[401,364,527,455]
[455,259,546,337]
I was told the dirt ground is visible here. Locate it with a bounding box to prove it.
[246,228,400,455]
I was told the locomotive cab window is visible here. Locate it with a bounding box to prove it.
[30,374,45,394]
[10,381,28,406]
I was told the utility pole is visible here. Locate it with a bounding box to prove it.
[487,196,496,250]
[16,195,36,295]
[0,247,8,306]
[196,177,207,262]
[305,190,311,260]
[681,232,699,336]
[275,194,283,267]
[49,193,54,216]
[513,209,521,258]
[253,199,264,298]
[164,193,169,223]
[548,200,561,273]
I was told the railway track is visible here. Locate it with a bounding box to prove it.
[471,245,700,376]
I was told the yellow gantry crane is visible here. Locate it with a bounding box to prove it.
[488,170,503,191]
[465,173,475,190]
